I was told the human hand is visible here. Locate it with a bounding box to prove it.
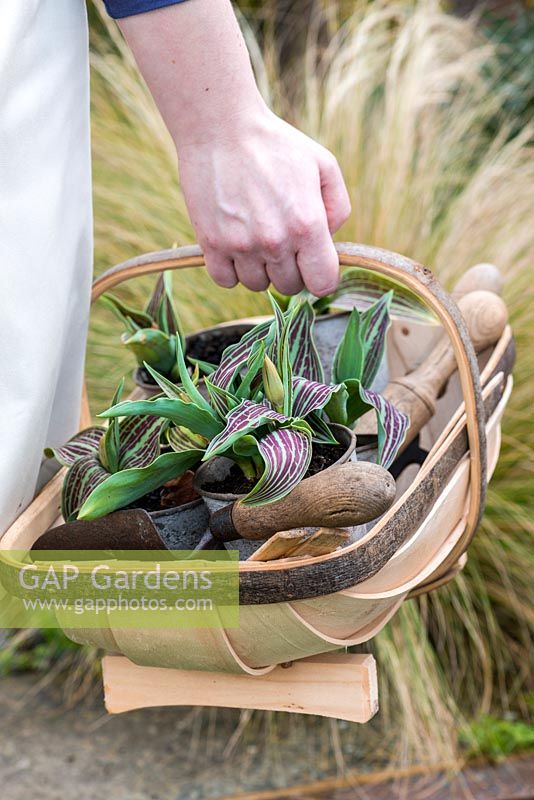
[178,107,351,296]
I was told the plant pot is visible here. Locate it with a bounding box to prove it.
[133,320,257,396]
[314,311,389,391]
[193,423,357,559]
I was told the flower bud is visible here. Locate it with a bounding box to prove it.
[262,355,285,410]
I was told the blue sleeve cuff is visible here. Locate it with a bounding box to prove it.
[104,0,189,20]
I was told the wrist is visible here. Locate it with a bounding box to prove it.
[172,91,270,151]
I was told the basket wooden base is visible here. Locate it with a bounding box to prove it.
[102,653,378,723]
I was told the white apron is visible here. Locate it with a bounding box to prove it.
[0,0,92,534]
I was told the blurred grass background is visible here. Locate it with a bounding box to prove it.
[7,0,532,777]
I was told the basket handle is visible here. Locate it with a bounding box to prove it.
[88,242,487,578]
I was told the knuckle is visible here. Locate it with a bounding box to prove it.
[226,234,253,254]
[259,230,284,255]
[290,212,320,240]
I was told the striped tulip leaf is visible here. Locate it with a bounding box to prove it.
[291,377,342,418]
[167,425,209,453]
[210,318,275,390]
[286,301,324,382]
[332,308,364,385]
[156,272,184,341]
[306,412,340,444]
[360,292,393,387]
[61,455,109,522]
[77,450,205,521]
[118,414,165,470]
[266,292,286,368]
[203,400,288,460]
[204,377,241,417]
[241,427,312,506]
[145,272,166,319]
[44,427,105,468]
[98,379,125,473]
[235,339,265,401]
[142,362,188,401]
[100,397,224,440]
[345,380,409,469]
[326,268,439,324]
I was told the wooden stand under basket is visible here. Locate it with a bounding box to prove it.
[0,244,515,723]
[102,653,378,721]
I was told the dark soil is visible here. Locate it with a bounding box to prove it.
[124,471,198,513]
[202,440,349,496]
[186,326,251,364]
[137,326,251,386]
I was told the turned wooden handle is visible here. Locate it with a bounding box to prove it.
[210,462,396,541]
[452,263,504,300]
[357,290,508,448]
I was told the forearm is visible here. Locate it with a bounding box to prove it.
[118,0,265,148]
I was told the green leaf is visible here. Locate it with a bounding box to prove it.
[173,334,215,417]
[187,357,217,376]
[143,362,188,401]
[121,328,176,374]
[324,385,350,426]
[235,340,265,400]
[100,398,224,440]
[100,294,153,330]
[77,449,204,520]
[61,456,109,522]
[332,309,364,384]
[157,272,184,345]
[204,377,241,417]
[167,426,209,453]
[98,379,125,473]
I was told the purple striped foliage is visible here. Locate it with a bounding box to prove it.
[286,301,324,382]
[203,400,287,460]
[117,414,166,470]
[167,425,209,453]
[145,272,166,319]
[156,272,183,339]
[44,427,105,468]
[291,377,341,418]
[327,268,438,324]
[360,292,393,387]
[241,427,312,506]
[210,318,275,391]
[345,380,408,469]
[61,455,109,522]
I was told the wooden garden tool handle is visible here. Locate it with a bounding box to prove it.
[452,263,503,300]
[357,290,508,450]
[209,462,396,541]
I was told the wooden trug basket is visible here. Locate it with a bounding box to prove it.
[1,244,514,723]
